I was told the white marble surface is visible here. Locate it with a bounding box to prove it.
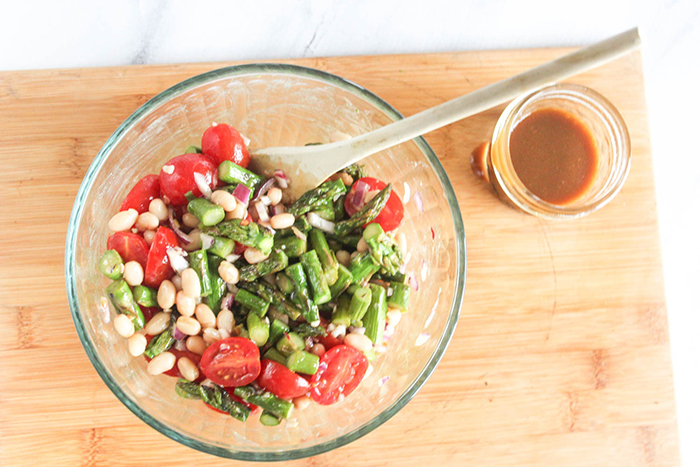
[3,0,698,463]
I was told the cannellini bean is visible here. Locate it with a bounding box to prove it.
[128,333,147,356]
[149,198,169,222]
[211,190,238,211]
[195,303,216,328]
[108,209,138,232]
[182,212,200,229]
[217,309,234,334]
[147,351,176,375]
[183,229,202,252]
[218,329,231,339]
[293,396,312,410]
[145,312,171,335]
[386,308,402,327]
[340,172,354,186]
[396,232,407,255]
[135,212,159,231]
[244,248,269,264]
[177,357,200,382]
[335,250,351,267]
[171,275,183,291]
[202,327,221,345]
[267,187,283,205]
[157,280,176,310]
[270,213,295,229]
[344,333,373,353]
[186,335,207,355]
[225,203,247,220]
[177,316,202,336]
[113,314,135,338]
[218,261,239,284]
[357,237,369,252]
[181,268,201,298]
[143,229,156,245]
[310,343,326,357]
[176,291,196,317]
[123,261,144,286]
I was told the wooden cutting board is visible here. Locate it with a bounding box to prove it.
[0,49,679,466]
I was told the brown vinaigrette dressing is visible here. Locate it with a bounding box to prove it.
[509,108,599,205]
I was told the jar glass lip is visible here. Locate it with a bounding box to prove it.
[489,83,631,220]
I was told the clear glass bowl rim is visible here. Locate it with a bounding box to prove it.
[65,63,467,461]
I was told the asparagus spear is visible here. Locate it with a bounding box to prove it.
[239,251,289,282]
[329,264,353,299]
[189,248,213,297]
[98,250,123,280]
[364,284,388,345]
[259,411,281,426]
[286,350,319,375]
[105,280,145,330]
[235,289,270,316]
[205,254,227,314]
[175,379,203,399]
[363,223,404,276]
[291,323,327,339]
[333,194,346,221]
[208,236,235,258]
[326,233,362,250]
[218,160,264,190]
[195,383,252,421]
[349,251,380,285]
[309,229,339,285]
[275,272,294,295]
[238,281,302,320]
[287,179,346,216]
[334,184,391,237]
[247,313,270,347]
[188,198,225,226]
[144,325,175,358]
[263,347,288,365]
[233,386,294,419]
[133,285,157,307]
[340,163,367,180]
[201,219,274,255]
[331,294,352,327]
[285,263,320,324]
[184,145,202,154]
[275,332,305,356]
[273,236,307,258]
[387,281,410,312]
[300,250,331,305]
[349,286,372,324]
[268,319,290,346]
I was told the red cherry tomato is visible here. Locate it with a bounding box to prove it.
[143,226,179,288]
[201,123,251,168]
[159,153,218,206]
[310,345,368,405]
[119,174,160,214]
[107,232,149,269]
[344,177,404,231]
[318,318,343,350]
[200,337,261,387]
[257,359,311,400]
[140,306,158,323]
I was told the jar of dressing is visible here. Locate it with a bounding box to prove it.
[472,83,631,219]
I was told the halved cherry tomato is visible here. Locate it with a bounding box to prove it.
[200,337,261,387]
[201,123,251,168]
[310,344,368,405]
[120,174,160,213]
[107,232,149,269]
[344,177,404,231]
[257,359,311,400]
[143,226,179,288]
[140,306,158,323]
[318,318,343,350]
[159,153,218,206]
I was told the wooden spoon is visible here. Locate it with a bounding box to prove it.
[250,28,641,199]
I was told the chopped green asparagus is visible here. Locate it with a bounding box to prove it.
[349,286,372,324]
[133,285,158,307]
[269,319,290,346]
[364,284,388,345]
[286,350,319,375]
[309,229,339,285]
[234,288,270,316]
[98,250,123,280]
[275,272,294,295]
[259,411,281,426]
[247,313,270,347]
[184,145,202,154]
[105,280,146,330]
[333,193,346,221]
[291,322,327,339]
[331,294,352,327]
[387,281,410,312]
[201,218,274,255]
[349,251,380,285]
[208,236,235,258]
[233,386,294,419]
[238,281,302,320]
[218,160,264,190]
[144,325,174,358]
[187,198,225,226]
[175,379,202,399]
[189,248,213,297]
[275,332,305,356]
[273,235,307,258]
[326,233,362,250]
[334,184,391,236]
[285,263,319,324]
[329,264,353,298]
[204,254,227,313]
[238,250,289,282]
[198,383,252,421]
[363,223,404,276]
[300,250,331,305]
[340,163,367,180]
[287,179,346,216]
[263,347,288,365]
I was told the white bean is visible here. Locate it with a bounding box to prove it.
[270,213,295,229]
[341,172,354,186]
[128,333,147,356]
[171,274,182,291]
[135,212,159,231]
[108,209,138,232]
[186,335,207,355]
[143,229,156,245]
[244,248,269,264]
[182,212,200,229]
[386,308,402,327]
[225,203,247,220]
[181,268,201,298]
[202,327,221,345]
[145,312,171,335]
[218,261,239,284]
[217,308,234,334]
[195,303,217,328]
[157,280,176,310]
[293,396,312,410]
[267,187,283,205]
[183,229,202,252]
[310,343,326,357]
[218,329,231,339]
[336,250,351,267]
[396,232,407,256]
[177,316,202,336]
[123,261,144,286]
[211,190,238,211]
[147,351,176,375]
[357,237,369,252]
[176,291,196,317]
[113,314,135,338]
[177,357,200,382]
[148,198,169,222]
[344,333,373,353]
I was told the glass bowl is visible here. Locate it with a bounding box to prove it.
[65,64,466,461]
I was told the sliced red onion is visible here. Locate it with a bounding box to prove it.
[173,326,187,341]
[255,201,270,223]
[414,192,424,212]
[225,253,241,263]
[291,226,307,242]
[271,204,286,216]
[274,170,289,189]
[399,251,411,274]
[378,376,390,387]
[415,333,430,346]
[166,246,189,274]
[232,184,251,206]
[168,208,191,245]
[200,233,215,250]
[351,180,369,208]
[402,182,411,204]
[193,172,212,199]
[221,293,235,310]
[307,212,335,234]
[253,177,276,202]
[408,273,419,291]
[420,259,428,281]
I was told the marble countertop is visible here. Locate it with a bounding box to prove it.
[2,0,697,463]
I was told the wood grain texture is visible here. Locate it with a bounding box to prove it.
[0,50,678,466]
